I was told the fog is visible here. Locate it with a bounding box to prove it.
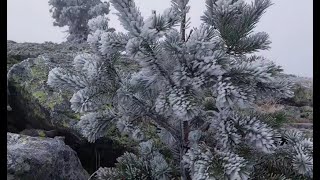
[7,0,313,77]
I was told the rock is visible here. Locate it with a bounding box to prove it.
[8,56,85,142]
[7,44,130,174]
[7,40,91,71]
[7,132,89,180]
[6,41,134,145]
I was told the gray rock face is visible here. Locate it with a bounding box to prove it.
[7,40,88,57]
[6,41,131,145]
[7,42,129,174]
[7,40,90,71]
[7,56,86,144]
[7,40,92,135]
[7,132,89,180]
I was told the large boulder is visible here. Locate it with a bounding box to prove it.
[7,132,89,180]
[8,56,85,141]
[7,43,134,173]
[7,40,91,129]
[6,41,134,146]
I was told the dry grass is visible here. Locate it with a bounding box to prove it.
[256,99,284,114]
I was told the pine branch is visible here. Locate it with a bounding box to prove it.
[110,0,144,36]
[128,92,182,141]
[140,42,177,87]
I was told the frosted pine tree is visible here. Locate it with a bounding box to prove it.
[47,0,313,179]
[49,0,111,43]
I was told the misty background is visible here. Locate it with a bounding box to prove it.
[7,0,313,77]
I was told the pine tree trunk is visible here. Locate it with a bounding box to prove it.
[180,121,191,180]
[179,10,191,178]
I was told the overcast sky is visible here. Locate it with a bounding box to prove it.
[7,0,313,77]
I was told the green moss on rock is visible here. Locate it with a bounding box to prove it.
[38,131,46,137]
[33,91,47,104]
[30,67,48,79]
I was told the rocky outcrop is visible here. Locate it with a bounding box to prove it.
[7,42,131,174]
[7,40,90,71]
[7,132,89,180]
[8,56,85,140]
[6,41,133,144]
[7,39,100,137]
